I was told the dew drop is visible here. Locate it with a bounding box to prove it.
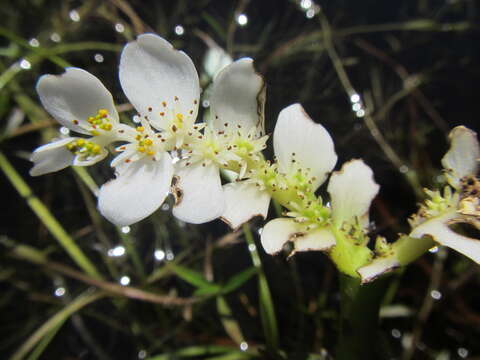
[115,23,125,33]
[237,14,248,26]
[69,10,80,22]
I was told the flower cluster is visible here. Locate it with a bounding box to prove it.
[30,33,480,281]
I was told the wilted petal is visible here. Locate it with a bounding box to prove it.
[30,138,76,176]
[119,34,200,129]
[37,68,118,134]
[358,257,400,284]
[260,218,298,255]
[410,213,480,264]
[98,154,174,226]
[327,159,379,228]
[274,104,337,189]
[172,162,224,224]
[210,58,265,136]
[294,227,336,252]
[220,182,270,230]
[442,126,479,189]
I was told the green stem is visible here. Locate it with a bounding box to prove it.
[243,224,278,351]
[0,151,102,279]
[11,290,106,360]
[336,274,389,360]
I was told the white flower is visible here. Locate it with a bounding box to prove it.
[173,56,267,224]
[97,34,200,226]
[99,34,267,226]
[222,102,338,231]
[261,157,379,257]
[256,103,342,254]
[358,126,480,283]
[409,126,480,263]
[30,68,122,176]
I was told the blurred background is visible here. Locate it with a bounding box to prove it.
[1,0,480,359]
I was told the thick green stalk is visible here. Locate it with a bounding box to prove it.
[0,151,102,279]
[336,274,389,360]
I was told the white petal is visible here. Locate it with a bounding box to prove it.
[274,103,337,189]
[172,162,224,224]
[220,182,270,230]
[203,46,233,78]
[294,227,336,252]
[73,148,108,166]
[30,138,75,176]
[442,126,479,189]
[358,257,400,284]
[260,218,298,255]
[410,213,480,264]
[98,155,174,226]
[37,68,118,134]
[327,159,379,227]
[119,34,200,128]
[210,58,265,136]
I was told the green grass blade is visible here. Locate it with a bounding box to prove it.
[10,291,106,360]
[0,151,102,280]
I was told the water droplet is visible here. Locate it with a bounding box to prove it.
[29,38,40,47]
[60,126,70,135]
[306,8,315,18]
[202,100,210,108]
[115,23,125,33]
[154,249,166,261]
[240,342,248,351]
[50,32,61,43]
[428,246,439,253]
[355,109,365,118]
[248,243,256,252]
[174,25,184,36]
[350,93,360,103]
[300,0,312,9]
[391,328,401,338]
[399,165,409,173]
[133,115,141,123]
[69,10,80,22]
[94,53,104,63]
[237,14,248,26]
[108,245,126,257]
[458,348,469,358]
[430,289,442,300]
[54,287,66,297]
[161,203,170,211]
[257,227,263,235]
[138,350,147,359]
[19,59,31,70]
[121,226,131,234]
[120,276,130,286]
[166,250,175,261]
